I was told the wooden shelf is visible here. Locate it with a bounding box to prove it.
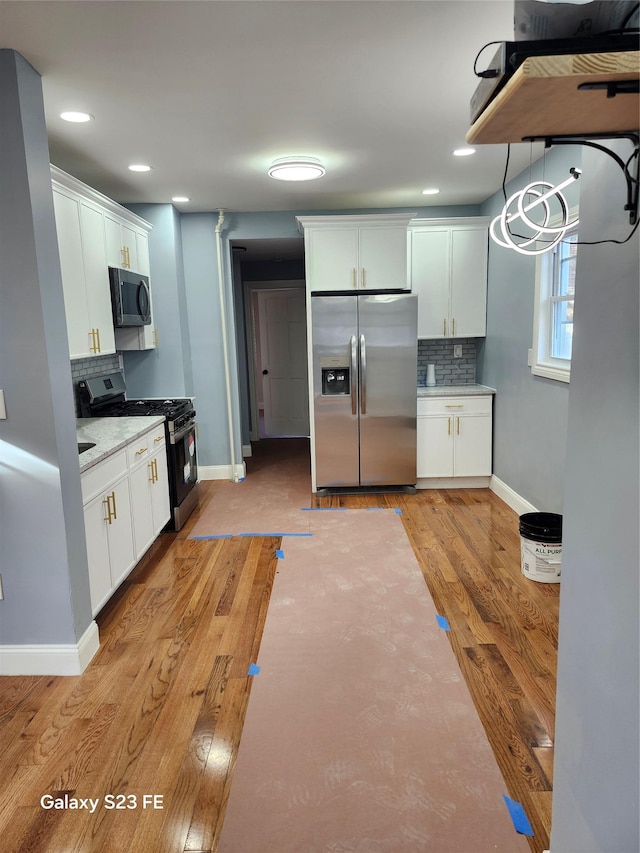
[467,50,639,144]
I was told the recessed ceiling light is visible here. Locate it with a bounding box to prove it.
[452,147,476,157]
[60,111,93,123]
[268,157,326,182]
[422,187,440,195]
[128,164,152,172]
[172,196,190,203]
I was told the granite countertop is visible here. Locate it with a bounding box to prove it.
[77,416,166,474]
[417,383,496,398]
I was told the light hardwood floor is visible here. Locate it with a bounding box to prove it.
[0,478,558,853]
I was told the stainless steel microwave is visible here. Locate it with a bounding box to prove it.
[109,267,151,327]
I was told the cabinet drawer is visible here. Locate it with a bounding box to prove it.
[126,425,166,468]
[81,450,128,504]
[417,395,492,417]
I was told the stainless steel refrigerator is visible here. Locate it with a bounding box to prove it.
[311,292,417,491]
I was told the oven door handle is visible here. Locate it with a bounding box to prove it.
[170,421,196,444]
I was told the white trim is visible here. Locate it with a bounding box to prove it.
[531,362,571,383]
[198,462,247,481]
[416,476,491,489]
[490,475,538,516]
[0,620,100,676]
[50,164,152,231]
[296,212,415,232]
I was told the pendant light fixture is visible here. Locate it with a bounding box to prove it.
[268,156,326,182]
[490,168,581,256]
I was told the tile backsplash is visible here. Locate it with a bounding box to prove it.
[417,338,477,386]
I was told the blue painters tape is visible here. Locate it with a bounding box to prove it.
[394,508,403,514]
[301,507,348,511]
[247,663,261,676]
[191,534,233,540]
[276,549,284,559]
[436,614,451,631]
[235,532,313,538]
[238,532,285,537]
[503,796,534,836]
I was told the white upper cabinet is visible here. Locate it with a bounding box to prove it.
[297,214,414,292]
[52,187,116,359]
[409,218,489,339]
[51,165,155,356]
[105,213,142,273]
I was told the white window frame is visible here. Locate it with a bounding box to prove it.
[531,207,579,383]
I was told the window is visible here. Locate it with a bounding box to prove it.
[531,212,579,383]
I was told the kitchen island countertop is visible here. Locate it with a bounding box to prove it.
[77,416,166,474]
[417,384,496,398]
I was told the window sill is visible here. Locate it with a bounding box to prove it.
[531,362,571,383]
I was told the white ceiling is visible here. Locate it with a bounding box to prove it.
[1,0,545,214]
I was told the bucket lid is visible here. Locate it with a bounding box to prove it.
[519,512,562,542]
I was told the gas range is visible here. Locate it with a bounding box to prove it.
[85,397,195,435]
[77,373,195,433]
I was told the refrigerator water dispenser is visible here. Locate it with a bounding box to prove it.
[321,366,350,395]
[321,356,350,395]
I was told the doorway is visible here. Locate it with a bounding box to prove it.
[245,281,309,441]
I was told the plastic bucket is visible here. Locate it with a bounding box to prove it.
[519,512,562,583]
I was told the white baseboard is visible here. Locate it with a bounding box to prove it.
[0,620,100,676]
[416,476,491,489]
[198,462,247,481]
[490,475,538,516]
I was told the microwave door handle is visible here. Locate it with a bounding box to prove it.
[360,334,366,415]
[137,280,150,318]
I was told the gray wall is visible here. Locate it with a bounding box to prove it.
[478,145,581,512]
[0,50,92,647]
[550,140,639,852]
[123,203,193,399]
[180,213,242,470]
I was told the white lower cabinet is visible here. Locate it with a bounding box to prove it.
[128,425,171,559]
[81,427,169,616]
[82,453,135,615]
[417,395,492,484]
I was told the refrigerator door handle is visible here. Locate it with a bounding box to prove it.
[360,333,367,415]
[350,335,358,415]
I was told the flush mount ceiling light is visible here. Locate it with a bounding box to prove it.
[268,157,326,182]
[453,147,476,157]
[422,187,440,195]
[128,164,152,172]
[172,196,190,203]
[60,111,93,123]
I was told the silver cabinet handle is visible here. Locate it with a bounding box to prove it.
[350,335,357,415]
[360,334,367,415]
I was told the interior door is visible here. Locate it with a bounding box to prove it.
[259,289,310,436]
